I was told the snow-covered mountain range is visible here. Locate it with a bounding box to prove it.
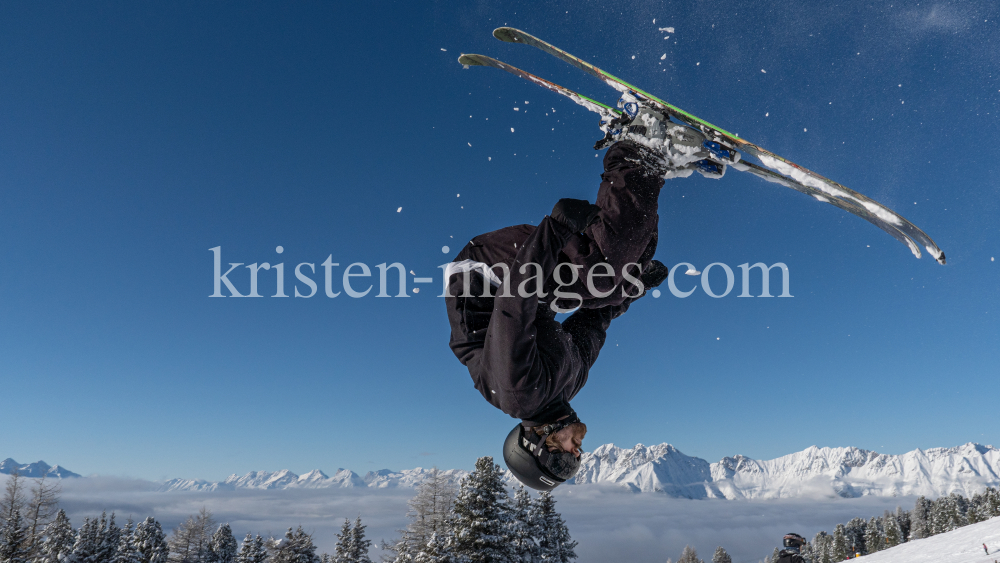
[0,458,79,479]
[156,442,1000,499]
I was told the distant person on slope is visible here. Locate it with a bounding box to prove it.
[444,103,726,490]
[776,533,808,563]
[984,543,989,555]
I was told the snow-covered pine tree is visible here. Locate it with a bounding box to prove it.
[984,486,1000,517]
[67,517,97,563]
[206,526,236,563]
[332,522,351,563]
[508,487,536,563]
[34,509,75,563]
[909,496,931,539]
[346,519,370,563]
[411,534,451,563]
[532,491,575,563]
[831,524,848,561]
[0,508,30,563]
[810,531,829,563]
[133,518,168,563]
[678,545,700,563]
[843,518,867,556]
[765,547,779,563]
[930,494,964,535]
[113,520,140,563]
[96,512,122,563]
[234,535,264,563]
[710,546,731,563]
[449,457,514,563]
[863,516,883,554]
[270,527,318,563]
[882,511,901,548]
[894,506,910,542]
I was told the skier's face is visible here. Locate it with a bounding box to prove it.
[549,422,587,458]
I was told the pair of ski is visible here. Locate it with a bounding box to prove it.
[459,28,945,265]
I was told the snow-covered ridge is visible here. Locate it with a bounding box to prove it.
[156,442,1000,499]
[0,458,80,479]
[852,514,1000,563]
[159,467,468,493]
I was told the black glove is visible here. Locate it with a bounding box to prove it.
[550,198,601,233]
[640,260,669,289]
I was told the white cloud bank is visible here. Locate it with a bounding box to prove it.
[46,477,917,563]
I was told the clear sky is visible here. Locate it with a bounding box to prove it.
[1,1,997,482]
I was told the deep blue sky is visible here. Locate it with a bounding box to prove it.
[1,1,997,481]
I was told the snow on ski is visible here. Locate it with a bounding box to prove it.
[487,27,945,264]
[458,52,927,260]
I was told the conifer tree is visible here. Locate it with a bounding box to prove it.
[508,487,536,563]
[113,520,140,563]
[882,512,901,548]
[710,546,731,563]
[533,491,575,563]
[207,526,236,563]
[766,547,779,563]
[831,524,848,561]
[678,546,700,563]
[347,520,370,563]
[910,496,932,539]
[270,528,317,563]
[0,508,30,563]
[810,532,829,563]
[449,457,513,563]
[333,522,351,563]
[388,469,456,562]
[411,534,450,563]
[68,517,97,563]
[844,518,867,556]
[894,506,910,542]
[25,476,61,560]
[133,518,168,563]
[863,516,883,554]
[34,510,75,563]
[234,535,263,563]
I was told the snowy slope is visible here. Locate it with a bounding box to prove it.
[855,516,1000,563]
[155,442,1000,497]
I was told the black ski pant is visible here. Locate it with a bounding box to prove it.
[445,142,663,420]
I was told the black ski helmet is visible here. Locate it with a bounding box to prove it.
[783,533,806,552]
[502,417,583,491]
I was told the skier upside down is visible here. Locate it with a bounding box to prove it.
[444,105,728,490]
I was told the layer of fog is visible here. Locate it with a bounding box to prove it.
[53,477,914,563]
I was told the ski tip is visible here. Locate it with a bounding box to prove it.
[457,54,485,67]
[493,27,523,43]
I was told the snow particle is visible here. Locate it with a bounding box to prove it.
[511,127,515,132]
[658,26,674,33]
[275,246,284,254]
[716,337,720,340]
[765,112,769,117]
[992,257,995,261]
[631,55,636,59]
[456,193,460,197]
[413,288,420,293]
[440,48,446,51]
[467,142,472,146]
[442,246,450,254]
[761,69,766,73]
[804,128,808,132]
[488,157,491,161]
[652,289,661,298]
[696,62,700,66]
[898,84,902,87]
[397,207,402,212]
[660,54,666,60]
[514,107,520,111]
